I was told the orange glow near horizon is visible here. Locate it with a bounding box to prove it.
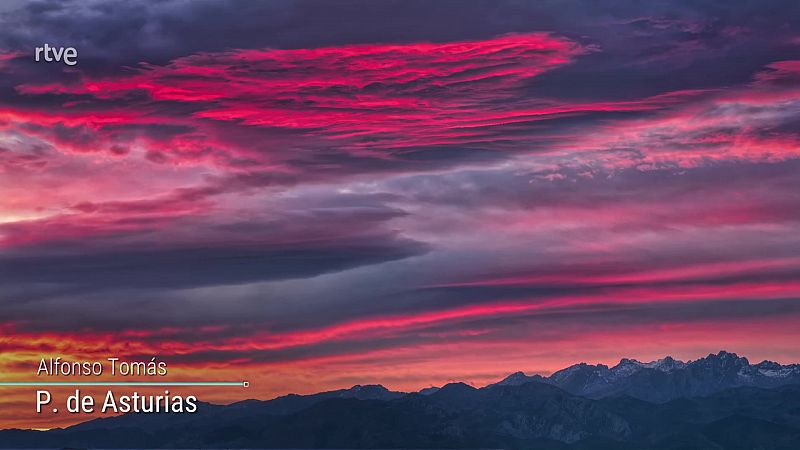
[1,307,799,429]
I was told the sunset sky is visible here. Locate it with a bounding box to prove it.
[2,0,800,430]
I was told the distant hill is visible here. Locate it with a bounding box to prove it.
[2,351,799,449]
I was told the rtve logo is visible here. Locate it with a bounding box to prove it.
[34,44,78,66]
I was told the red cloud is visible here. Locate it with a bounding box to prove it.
[11,33,593,167]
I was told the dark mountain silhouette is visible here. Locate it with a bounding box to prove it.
[2,351,799,449]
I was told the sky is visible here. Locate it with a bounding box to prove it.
[1,0,800,429]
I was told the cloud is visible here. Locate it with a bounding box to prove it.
[0,236,427,289]
[5,32,592,173]
[0,197,425,290]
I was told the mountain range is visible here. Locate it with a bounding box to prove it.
[497,350,800,403]
[2,351,799,449]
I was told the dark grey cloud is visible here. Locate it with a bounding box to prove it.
[0,197,426,293]
[0,237,427,289]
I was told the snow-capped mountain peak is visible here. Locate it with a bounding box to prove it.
[496,371,544,386]
[754,360,800,378]
[643,356,687,372]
